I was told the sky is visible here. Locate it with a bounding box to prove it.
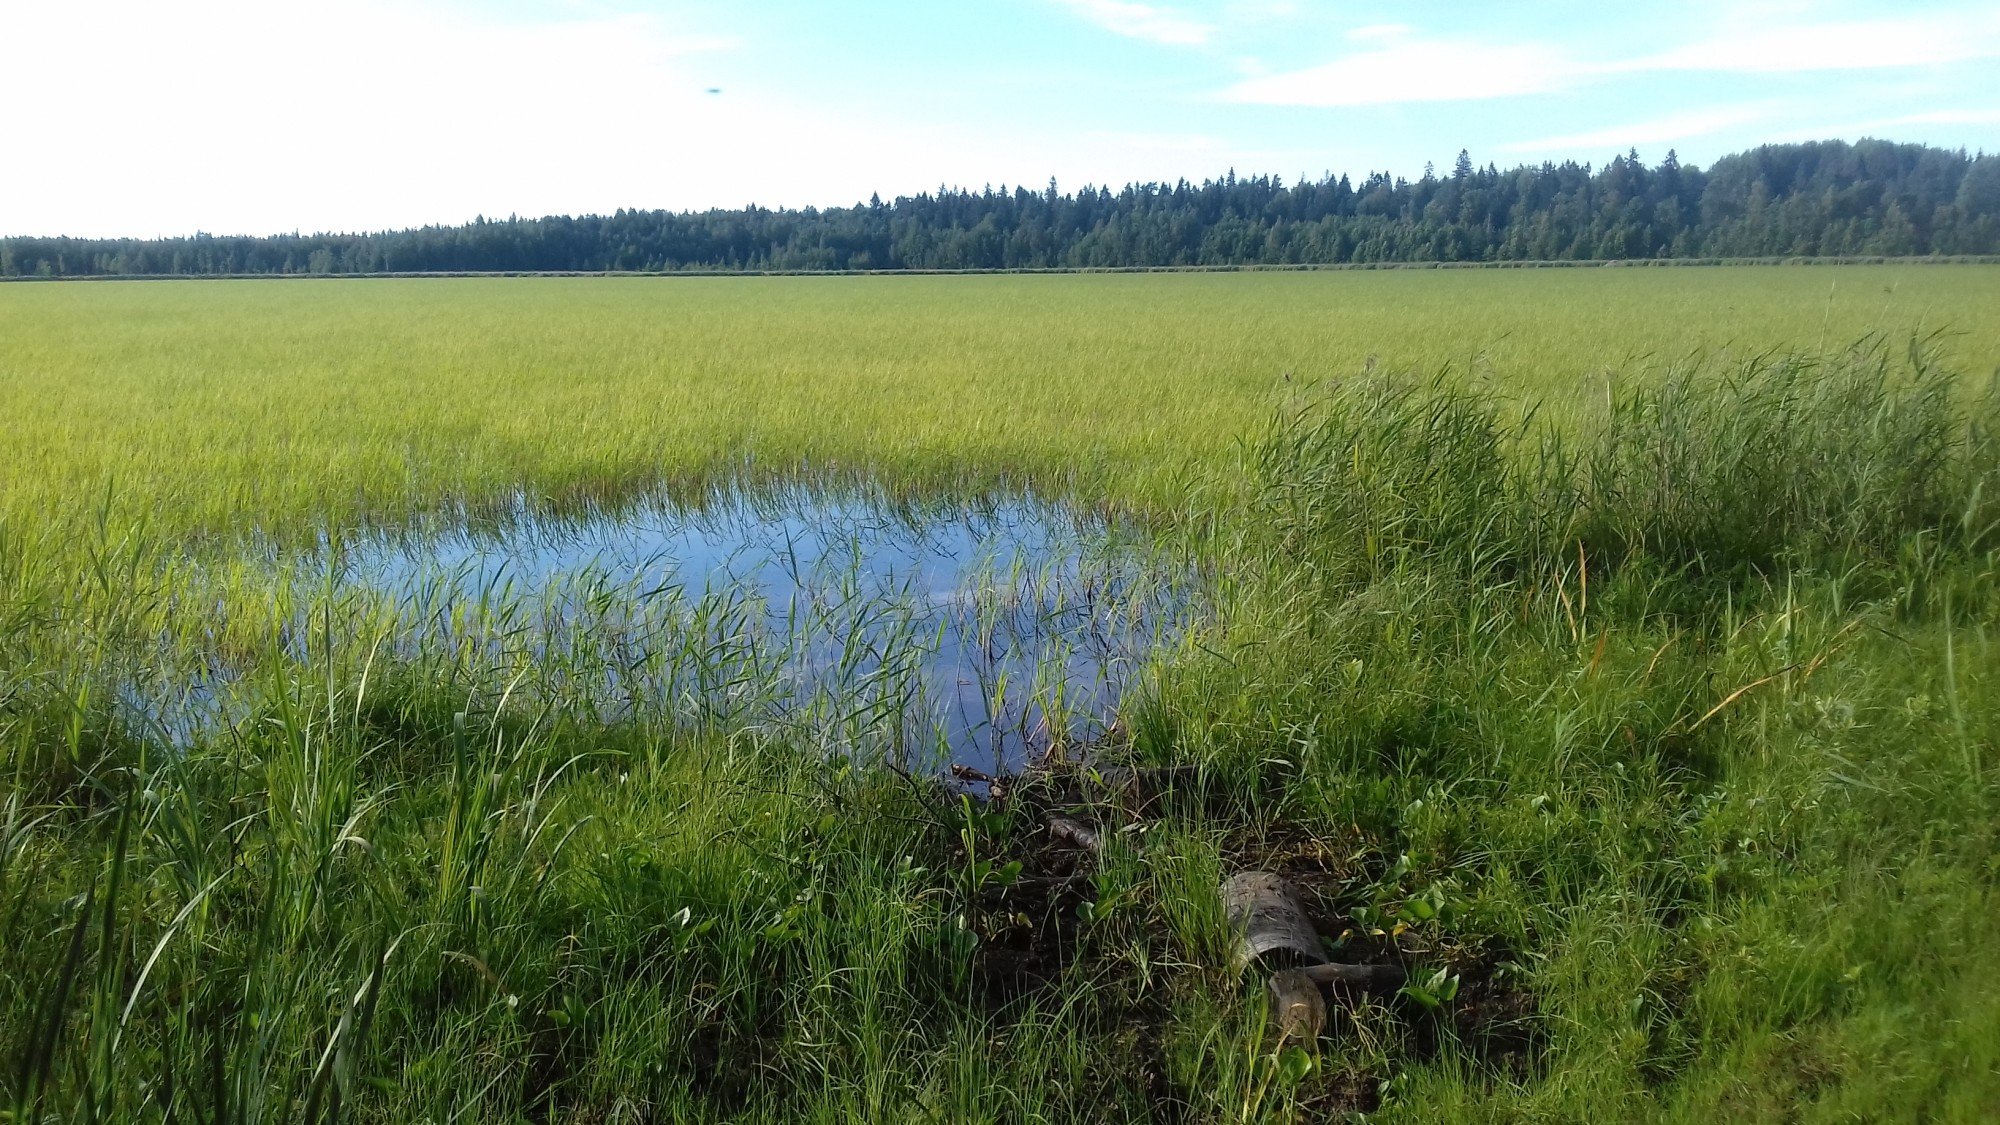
[3,0,1997,238]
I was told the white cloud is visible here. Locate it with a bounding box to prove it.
[0,0,1341,237]
[1344,23,1412,42]
[1894,108,2000,125]
[1769,107,2000,143]
[1221,10,2000,108]
[1626,13,2000,73]
[1049,0,1214,46]
[1220,40,1572,106]
[0,0,967,236]
[1501,105,1776,154]
[1225,0,1302,20]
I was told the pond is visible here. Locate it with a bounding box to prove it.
[132,487,1195,773]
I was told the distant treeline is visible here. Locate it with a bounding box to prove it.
[6,139,1997,277]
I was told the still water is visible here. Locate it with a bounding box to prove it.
[135,487,1193,772]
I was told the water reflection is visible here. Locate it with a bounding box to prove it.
[268,487,1193,771]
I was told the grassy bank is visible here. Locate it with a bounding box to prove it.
[2,274,1998,1121]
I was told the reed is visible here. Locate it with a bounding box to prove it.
[1,274,1997,1120]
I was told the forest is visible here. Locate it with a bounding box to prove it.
[4,138,1997,277]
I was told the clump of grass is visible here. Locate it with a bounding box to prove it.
[1584,336,1994,570]
[1253,337,2000,589]
[1251,368,1518,588]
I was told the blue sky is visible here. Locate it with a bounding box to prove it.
[3,0,1996,237]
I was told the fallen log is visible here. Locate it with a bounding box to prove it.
[1298,961,1406,991]
[1221,871,1407,1038]
[1221,871,1325,970]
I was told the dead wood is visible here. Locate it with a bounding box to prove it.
[1221,871,1325,970]
[1299,961,1407,991]
[1088,764,1202,805]
[1046,814,1102,853]
[1267,969,1328,1040]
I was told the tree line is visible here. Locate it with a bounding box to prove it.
[5,139,1997,278]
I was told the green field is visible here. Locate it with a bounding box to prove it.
[3,267,1998,1122]
[4,267,1997,533]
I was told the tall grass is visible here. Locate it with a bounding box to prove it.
[1,268,1996,540]
[2,317,1998,1120]
[1253,336,1998,586]
[1174,340,2000,1119]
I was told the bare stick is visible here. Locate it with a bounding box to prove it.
[1046,815,1102,853]
[1298,962,1406,991]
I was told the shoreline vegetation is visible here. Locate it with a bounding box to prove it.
[2,271,1998,1120]
[4,253,1999,282]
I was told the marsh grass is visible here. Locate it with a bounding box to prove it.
[2,329,1999,1121]
[3,268,1998,541]
[1253,335,1997,589]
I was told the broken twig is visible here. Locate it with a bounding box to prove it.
[1045,815,1102,853]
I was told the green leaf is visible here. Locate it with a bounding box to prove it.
[1404,967,1459,1009]
[1277,1046,1316,1085]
